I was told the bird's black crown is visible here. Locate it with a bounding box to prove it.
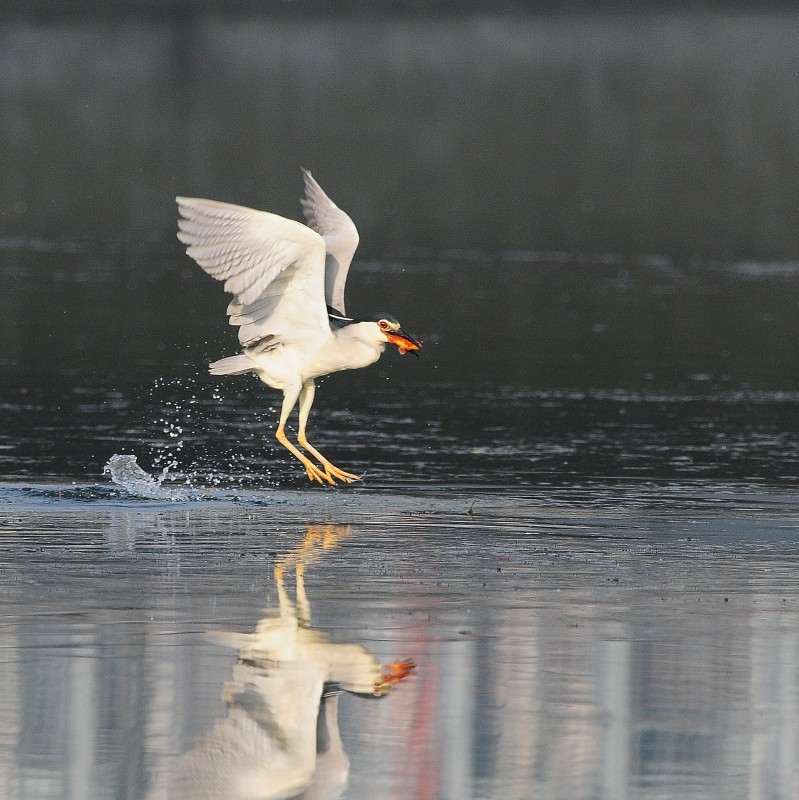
[354,312,400,325]
[327,307,399,330]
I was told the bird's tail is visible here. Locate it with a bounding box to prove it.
[208,355,254,375]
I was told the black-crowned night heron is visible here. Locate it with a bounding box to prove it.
[176,169,422,485]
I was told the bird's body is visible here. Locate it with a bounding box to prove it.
[209,320,386,388]
[177,170,421,485]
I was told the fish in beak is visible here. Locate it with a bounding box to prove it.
[386,329,423,357]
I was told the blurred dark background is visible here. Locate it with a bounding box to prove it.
[3,3,799,257]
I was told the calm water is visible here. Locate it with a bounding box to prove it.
[2,7,799,799]
[0,484,798,800]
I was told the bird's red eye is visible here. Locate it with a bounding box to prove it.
[379,320,389,330]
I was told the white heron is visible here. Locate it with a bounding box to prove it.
[176,170,421,485]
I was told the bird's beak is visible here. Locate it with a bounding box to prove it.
[386,329,422,357]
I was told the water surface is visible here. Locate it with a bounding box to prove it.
[0,482,798,799]
[2,203,799,800]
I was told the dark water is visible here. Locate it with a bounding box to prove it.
[2,7,799,800]
[2,243,798,487]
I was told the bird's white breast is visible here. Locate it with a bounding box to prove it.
[303,326,385,380]
[245,323,385,390]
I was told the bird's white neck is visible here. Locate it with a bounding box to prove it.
[305,323,385,380]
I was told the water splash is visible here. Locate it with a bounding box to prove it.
[103,454,198,501]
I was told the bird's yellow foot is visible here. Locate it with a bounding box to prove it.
[296,437,361,485]
[323,463,362,484]
[304,461,335,485]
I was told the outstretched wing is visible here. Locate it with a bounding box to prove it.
[300,169,359,315]
[177,197,329,348]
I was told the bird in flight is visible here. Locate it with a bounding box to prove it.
[176,169,422,485]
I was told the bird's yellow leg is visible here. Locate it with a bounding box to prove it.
[297,381,361,484]
[295,560,311,628]
[276,386,333,485]
[273,563,297,627]
[276,425,332,484]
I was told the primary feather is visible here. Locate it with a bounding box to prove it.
[300,169,360,315]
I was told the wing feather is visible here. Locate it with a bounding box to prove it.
[176,196,329,346]
[300,169,359,315]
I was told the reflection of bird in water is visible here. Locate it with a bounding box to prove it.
[171,524,413,800]
[176,170,422,485]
